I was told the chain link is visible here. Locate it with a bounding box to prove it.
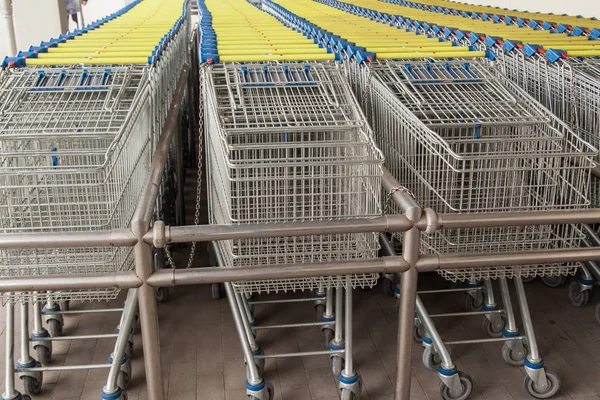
[165,64,206,269]
[383,186,416,215]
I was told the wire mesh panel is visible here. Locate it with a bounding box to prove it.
[499,52,600,162]
[0,66,151,301]
[205,62,384,294]
[348,59,597,281]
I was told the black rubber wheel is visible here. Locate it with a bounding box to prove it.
[413,325,424,343]
[439,371,473,400]
[501,342,526,366]
[156,287,170,303]
[568,281,591,308]
[464,293,483,312]
[595,303,600,325]
[47,318,62,337]
[36,344,52,365]
[541,275,566,288]
[524,369,561,399]
[482,316,506,338]
[422,348,441,370]
[117,361,132,390]
[22,373,43,396]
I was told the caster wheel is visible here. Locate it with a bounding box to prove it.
[117,361,132,390]
[413,325,424,343]
[524,369,561,399]
[47,318,63,337]
[22,373,43,396]
[422,348,441,371]
[465,293,483,312]
[332,356,343,377]
[595,303,600,325]
[322,328,334,347]
[211,283,221,300]
[340,378,363,400]
[156,287,170,304]
[125,338,134,358]
[35,344,52,365]
[501,342,526,366]
[439,371,473,400]
[383,277,397,297]
[248,380,274,400]
[22,396,32,400]
[482,316,506,338]
[541,275,566,288]
[246,359,265,377]
[569,281,591,308]
[522,275,536,283]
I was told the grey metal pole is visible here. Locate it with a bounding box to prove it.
[104,289,138,395]
[395,206,421,400]
[432,209,600,230]
[133,220,164,400]
[147,257,409,287]
[147,215,412,245]
[0,272,141,293]
[0,229,136,249]
[129,64,190,400]
[417,247,600,272]
[3,296,17,399]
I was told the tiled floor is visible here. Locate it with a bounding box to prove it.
[3,274,600,400]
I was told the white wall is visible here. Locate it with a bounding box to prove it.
[451,0,600,19]
[1,0,127,60]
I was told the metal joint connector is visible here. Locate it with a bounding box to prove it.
[153,221,166,248]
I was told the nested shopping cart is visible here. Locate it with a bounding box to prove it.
[203,60,384,400]
[0,1,191,399]
[197,0,388,397]
[0,64,150,400]
[347,58,596,399]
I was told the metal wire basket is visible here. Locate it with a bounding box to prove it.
[349,59,596,281]
[205,62,384,293]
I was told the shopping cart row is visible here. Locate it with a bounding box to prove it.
[0,0,193,399]
[0,0,599,398]
[194,0,600,399]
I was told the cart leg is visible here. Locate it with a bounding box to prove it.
[416,297,463,393]
[339,277,361,399]
[514,278,560,397]
[330,286,344,377]
[30,293,51,365]
[2,298,22,400]
[102,289,138,400]
[482,279,505,337]
[17,298,43,396]
[498,278,526,366]
[43,295,63,337]
[321,288,335,345]
[224,283,272,400]
[234,291,264,376]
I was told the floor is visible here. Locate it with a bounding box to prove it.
[3,273,600,400]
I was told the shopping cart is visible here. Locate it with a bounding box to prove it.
[203,59,384,399]
[347,58,596,399]
[0,1,191,398]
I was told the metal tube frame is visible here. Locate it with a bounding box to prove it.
[1,61,600,400]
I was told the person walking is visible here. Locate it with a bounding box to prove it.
[65,0,87,30]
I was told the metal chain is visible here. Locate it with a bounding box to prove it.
[165,64,206,269]
[383,186,416,215]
